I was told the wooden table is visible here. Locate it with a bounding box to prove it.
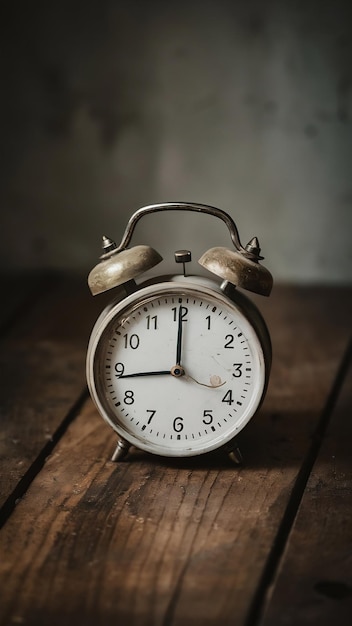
[0,275,351,626]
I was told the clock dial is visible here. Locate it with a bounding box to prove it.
[89,282,266,457]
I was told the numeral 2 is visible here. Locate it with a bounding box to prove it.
[224,334,234,348]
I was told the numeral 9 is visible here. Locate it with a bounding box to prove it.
[114,362,125,377]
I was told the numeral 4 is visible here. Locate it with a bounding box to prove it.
[222,390,234,405]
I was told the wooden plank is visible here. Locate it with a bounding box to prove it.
[259,342,352,626]
[0,287,350,626]
[0,401,320,626]
[0,274,111,517]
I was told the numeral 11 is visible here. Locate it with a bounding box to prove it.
[146,315,157,329]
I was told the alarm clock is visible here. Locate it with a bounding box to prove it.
[86,202,273,463]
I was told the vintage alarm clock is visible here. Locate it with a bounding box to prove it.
[86,202,273,463]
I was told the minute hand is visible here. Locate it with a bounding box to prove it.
[176,305,183,364]
[119,370,170,378]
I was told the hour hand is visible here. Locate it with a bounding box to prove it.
[119,370,170,378]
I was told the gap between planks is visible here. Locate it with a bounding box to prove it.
[245,338,352,626]
[0,388,89,530]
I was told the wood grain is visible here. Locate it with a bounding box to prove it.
[0,401,315,626]
[259,342,352,626]
[0,276,111,515]
[0,285,350,626]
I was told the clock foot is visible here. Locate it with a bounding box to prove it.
[111,438,131,462]
[228,445,243,465]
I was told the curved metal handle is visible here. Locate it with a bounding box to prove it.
[116,202,248,255]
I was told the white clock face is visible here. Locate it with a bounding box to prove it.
[88,282,266,456]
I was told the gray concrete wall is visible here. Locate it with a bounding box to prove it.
[0,0,351,282]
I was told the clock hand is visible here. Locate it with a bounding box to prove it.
[185,373,226,388]
[120,368,225,387]
[176,305,183,365]
[170,364,225,387]
[119,370,171,378]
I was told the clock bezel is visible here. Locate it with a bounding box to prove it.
[86,278,270,457]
